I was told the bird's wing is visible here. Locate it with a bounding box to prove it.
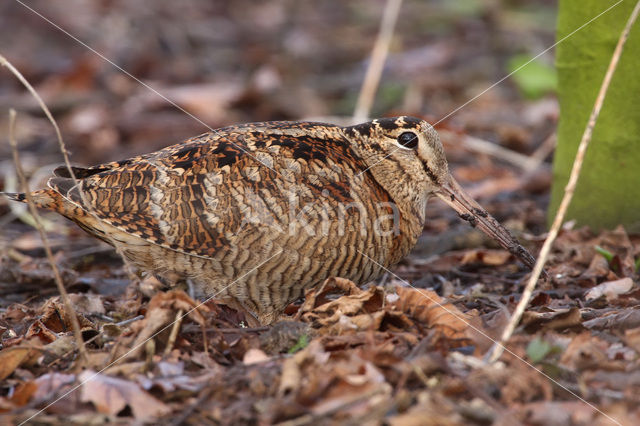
[48,122,388,259]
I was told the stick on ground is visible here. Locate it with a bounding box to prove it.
[8,109,88,366]
[487,0,640,364]
[0,53,139,282]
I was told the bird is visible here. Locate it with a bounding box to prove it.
[4,116,538,325]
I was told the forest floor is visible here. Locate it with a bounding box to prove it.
[0,1,638,424]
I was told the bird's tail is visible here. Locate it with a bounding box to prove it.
[2,192,27,202]
[2,188,64,211]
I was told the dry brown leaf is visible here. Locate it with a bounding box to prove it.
[146,290,210,326]
[79,370,170,421]
[125,82,243,122]
[8,382,37,408]
[0,345,42,381]
[118,290,209,361]
[68,293,106,315]
[299,278,384,328]
[243,348,270,365]
[298,277,363,314]
[461,249,511,266]
[0,381,38,413]
[393,287,471,344]
[583,308,640,331]
[522,307,582,332]
[32,373,76,400]
[514,401,598,425]
[38,297,96,334]
[559,332,609,371]
[585,277,634,301]
[314,287,383,316]
[388,391,461,426]
[624,327,640,354]
[278,339,328,396]
[598,226,636,277]
[24,320,57,344]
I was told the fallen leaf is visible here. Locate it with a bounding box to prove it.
[79,370,170,421]
[583,308,640,331]
[243,348,269,365]
[624,327,640,354]
[522,307,582,332]
[392,287,472,345]
[278,340,328,396]
[299,278,384,327]
[33,373,76,400]
[461,249,511,266]
[0,381,38,413]
[6,382,37,408]
[585,277,634,301]
[37,297,96,335]
[0,345,42,380]
[559,332,608,371]
[118,290,209,361]
[68,293,106,315]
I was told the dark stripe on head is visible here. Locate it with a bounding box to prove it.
[345,122,375,137]
[376,118,401,131]
[421,162,439,184]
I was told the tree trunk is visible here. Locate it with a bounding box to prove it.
[550,0,640,232]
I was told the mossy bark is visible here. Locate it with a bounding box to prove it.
[550,0,640,232]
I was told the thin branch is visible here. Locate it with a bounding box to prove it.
[440,130,541,171]
[487,0,640,363]
[0,53,139,282]
[164,309,184,356]
[352,0,403,123]
[8,109,88,366]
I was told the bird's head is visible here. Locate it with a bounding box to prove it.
[345,116,537,271]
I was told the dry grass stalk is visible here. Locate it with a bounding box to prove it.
[352,0,403,122]
[8,109,88,366]
[0,54,138,281]
[487,0,640,364]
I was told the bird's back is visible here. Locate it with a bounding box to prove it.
[20,121,420,324]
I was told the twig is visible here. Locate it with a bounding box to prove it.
[440,130,541,171]
[164,309,184,356]
[487,0,640,363]
[8,109,88,366]
[274,386,388,426]
[352,0,403,123]
[0,53,138,282]
[168,386,214,426]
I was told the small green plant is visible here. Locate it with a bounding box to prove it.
[288,334,310,354]
[594,245,614,263]
[526,337,552,363]
[595,245,621,274]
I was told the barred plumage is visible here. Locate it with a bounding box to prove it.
[5,117,537,325]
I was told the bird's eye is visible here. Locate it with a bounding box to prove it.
[397,132,418,149]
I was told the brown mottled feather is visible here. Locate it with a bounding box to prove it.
[5,117,537,325]
[48,122,390,259]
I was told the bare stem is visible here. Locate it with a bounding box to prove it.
[164,309,184,356]
[487,0,640,364]
[8,109,88,366]
[0,54,138,281]
[352,0,403,123]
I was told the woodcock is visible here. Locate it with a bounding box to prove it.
[5,117,537,325]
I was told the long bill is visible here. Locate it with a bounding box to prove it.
[435,175,541,274]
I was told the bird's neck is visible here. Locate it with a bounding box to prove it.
[363,162,428,245]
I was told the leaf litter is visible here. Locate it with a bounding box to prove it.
[0,1,639,424]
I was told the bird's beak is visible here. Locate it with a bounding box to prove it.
[435,175,540,273]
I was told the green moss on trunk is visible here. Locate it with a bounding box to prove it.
[550,0,640,232]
